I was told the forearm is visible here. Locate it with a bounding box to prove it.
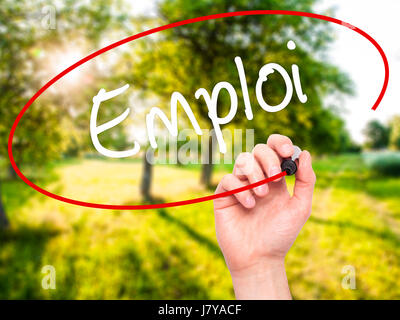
[230,258,291,300]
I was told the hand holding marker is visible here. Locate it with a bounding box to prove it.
[281,145,302,176]
[214,135,316,299]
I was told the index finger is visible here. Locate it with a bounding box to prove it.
[266,134,294,158]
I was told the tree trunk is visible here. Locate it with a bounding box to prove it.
[200,132,215,189]
[140,150,153,202]
[8,163,17,180]
[0,182,9,229]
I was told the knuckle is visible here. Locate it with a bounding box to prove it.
[236,164,252,176]
[267,134,279,144]
[235,153,255,176]
[222,173,234,185]
[252,143,266,156]
[311,171,317,185]
[217,174,233,194]
[222,173,233,181]
[236,152,252,165]
[267,133,292,145]
[264,145,278,160]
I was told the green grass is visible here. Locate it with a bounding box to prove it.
[1,154,400,299]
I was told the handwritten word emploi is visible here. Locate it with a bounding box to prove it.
[90,40,307,158]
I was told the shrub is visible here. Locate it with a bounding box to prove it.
[363,151,400,176]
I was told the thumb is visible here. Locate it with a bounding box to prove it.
[290,150,316,216]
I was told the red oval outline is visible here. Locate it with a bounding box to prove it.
[8,10,389,210]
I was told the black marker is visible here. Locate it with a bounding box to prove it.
[281,146,301,176]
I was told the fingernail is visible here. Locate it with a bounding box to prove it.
[281,144,293,156]
[268,165,281,177]
[245,196,255,207]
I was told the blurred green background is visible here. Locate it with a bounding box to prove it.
[1,0,400,299]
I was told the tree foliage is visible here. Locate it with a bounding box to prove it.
[0,0,131,225]
[127,0,353,154]
[363,120,390,150]
[0,0,130,166]
[389,115,400,150]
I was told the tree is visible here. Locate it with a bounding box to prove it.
[389,115,400,150]
[140,150,153,201]
[0,183,8,228]
[363,120,390,150]
[0,0,45,228]
[127,0,352,188]
[0,0,130,228]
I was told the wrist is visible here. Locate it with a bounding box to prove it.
[230,257,291,300]
[230,257,285,279]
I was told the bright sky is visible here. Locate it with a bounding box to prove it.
[131,0,400,143]
[319,0,400,143]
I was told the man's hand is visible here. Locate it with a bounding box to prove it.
[214,134,316,299]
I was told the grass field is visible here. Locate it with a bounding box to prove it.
[1,154,400,299]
